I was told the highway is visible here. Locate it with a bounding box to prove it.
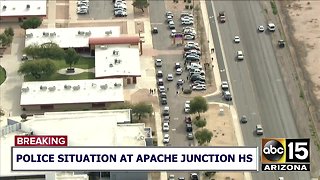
[206,1,310,179]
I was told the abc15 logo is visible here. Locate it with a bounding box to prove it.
[261,138,310,163]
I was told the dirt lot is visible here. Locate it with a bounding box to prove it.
[195,104,243,180]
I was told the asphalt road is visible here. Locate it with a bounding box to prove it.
[206,1,310,179]
[149,1,200,179]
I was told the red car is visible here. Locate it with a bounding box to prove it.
[185,116,192,124]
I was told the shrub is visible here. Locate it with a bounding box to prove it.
[183,89,192,94]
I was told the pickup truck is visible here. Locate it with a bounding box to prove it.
[219,11,226,23]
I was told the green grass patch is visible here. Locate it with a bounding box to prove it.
[24,72,95,81]
[52,57,95,70]
[0,66,7,85]
[270,0,278,15]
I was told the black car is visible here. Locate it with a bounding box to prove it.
[160,92,167,98]
[161,98,167,105]
[157,79,164,86]
[152,27,158,34]
[186,124,192,132]
[184,45,200,51]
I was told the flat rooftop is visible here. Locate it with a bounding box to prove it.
[20,79,124,106]
[95,46,141,78]
[0,0,47,17]
[25,27,121,48]
[1,109,147,177]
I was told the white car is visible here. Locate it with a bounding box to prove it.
[181,16,193,21]
[184,34,195,40]
[192,84,206,90]
[155,59,162,67]
[163,134,170,143]
[167,74,174,81]
[237,51,244,60]
[267,23,276,32]
[182,20,194,25]
[162,122,170,132]
[221,81,229,91]
[170,29,177,37]
[234,36,240,43]
[258,25,264,32]
[184,103,190,113]
[159,86,166,93]
[176,68,183,75]
[185,41,199,47]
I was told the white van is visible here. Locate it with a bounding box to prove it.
[187,63,202,70]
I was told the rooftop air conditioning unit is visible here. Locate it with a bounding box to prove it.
[26,4,30,9]
[85,31,91,36]
[40,85,47,90]
[64,85,71,89]
[105,30,112,35]
[48,86,56,91]
[91,83,97,88]
[78,31,84,35]
[26,33,33,38]
[21,87,30,92]
[114,59,121,64]
[100,84,108,90]
[100,45,107,49]
[50,32,56,37]
[43,32,49,37]
[109,63,113,67]
[2,5,7,10]
[114,83,122,87]
[73,85,80,90]
[113,50,119,55]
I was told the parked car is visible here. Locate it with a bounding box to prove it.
[166,11,173,17]
[192,80,205,85]
[159,86,166,93]
[184,50,201,57]
[21,54,28,61]
[175,62,181,69]
[163,116,170,124]
[182,20,194,25]
[167,74,174,81]
[278,40,285,48]
[221,81,229,91]
[168,174,175,180]
[181,16,193,21]
[168,21,175,29]
[157,79,164,86]
[186,123,193,132]
[163,134,170,143]
[162,122,170,132]
[223,90,232,101]
[176,68,183,75]
[114,10,127,17]
[160,92,167,98]
[184,45,200,51]
[187,132,194,140]
[177,79,184,86]
[185,54,200,61]
[161,98,167,105]
[184,34,195,40]
[184,101,190,113]
[192,84,206,91]
[185,41,199,46]
[162,106,170,116]
[258,25,265,32]
[237,51,244,60]
[185,116,192,124]
[256,124,264,135]
[170,29,177,37]
[157,70,163,78]
[155,59,162,67]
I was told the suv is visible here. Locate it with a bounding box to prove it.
[186,124,193,132]
[256,124,264,135]
[223,91,232,101]
[237,51,244,60]
[267,23,276,32]
[219,11,226,23]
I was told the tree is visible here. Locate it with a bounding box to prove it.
[18,59,56,79]
[4,27,14,37]
[23,44,41,59]
[132,0,149,12]
[20,17,42,30]
[23,43,65,60]
[0,108,5,116]
[190,96,208,117]
[0,33,13,47]
[195,128,213,145]
[194,118,207,128]
[64,48,80,69]
[132,102,153,120]
[20,113,27,120]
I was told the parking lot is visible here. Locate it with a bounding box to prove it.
[76,0,114,20]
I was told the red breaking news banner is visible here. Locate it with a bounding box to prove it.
[15,135,68,146]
